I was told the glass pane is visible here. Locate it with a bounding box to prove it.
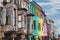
[18,22,22,28]
[6,16,11,25]
[14,9,16,26]
[6,7,10,16]
[27,18,30,30]
[18,15,22,21]
[39,23,40,31]
[0,10,2,25]
[0,7,2,25]
[6,7,11,25]
[0,9,2,18]
[33,21,36,30]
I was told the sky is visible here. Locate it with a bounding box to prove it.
[33,0,60,34]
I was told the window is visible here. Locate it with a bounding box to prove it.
[21,0,24,8]
[33,21,36,30]
[6,7,11,25]
[0,7,2,25]
[3,0,7,2]
[31,5,33,13]
[33,7,35,13]
[32,6,33,14]
[17,0,21,8]
[18,15,22,22]
[27,17,30,31]
[39,23,40,31]
[27,17,33,33]
[14,9,16,26]
[6,7,10,16]
[29,4,32,13]
[14,0,17,4]
[23,1,28,10]
[18,15,22,28]
[18,22,22,28]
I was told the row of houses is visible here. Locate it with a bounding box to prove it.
[0,0,58,40]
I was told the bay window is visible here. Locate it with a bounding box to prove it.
[26,16,34,33]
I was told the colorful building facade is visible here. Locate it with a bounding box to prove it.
[0,0,57,40]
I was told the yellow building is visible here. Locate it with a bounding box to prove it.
[39,18,43,36]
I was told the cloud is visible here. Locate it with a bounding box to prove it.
[37,0,60,7]
[49,0,60,3]
[37,2,51,6]
[54,19,60,24]
[45,7,58,16]
[37,0,60,16]
[57,28,60,34]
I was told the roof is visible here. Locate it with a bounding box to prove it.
[30,1,42,10]
[17,8,27,11]
[30,1,46,16]
[41,9,46,16]
[26,14,35,16]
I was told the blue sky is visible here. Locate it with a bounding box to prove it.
[33,0,60,34]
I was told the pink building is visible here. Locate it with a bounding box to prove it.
[40,9,48,36]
